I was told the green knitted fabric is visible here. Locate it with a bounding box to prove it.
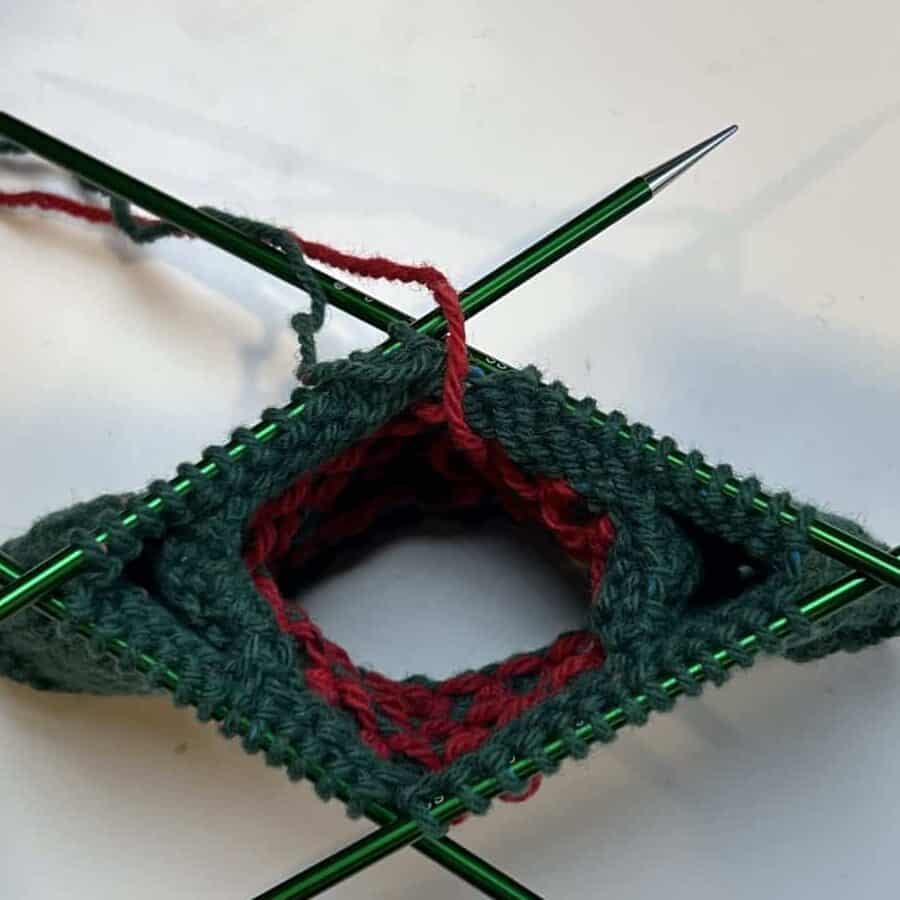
[2,172,900,835]
[4,338,900,832]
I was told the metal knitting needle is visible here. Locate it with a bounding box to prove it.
[0,116,744,626]
[0,112,732,362]
[3,536,893,899]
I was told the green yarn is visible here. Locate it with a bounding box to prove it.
[2,173,899,836]
[3,338,899,833]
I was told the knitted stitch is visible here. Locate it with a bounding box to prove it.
[2,167,900,837]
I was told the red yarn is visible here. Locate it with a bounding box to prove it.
[296,237,486,465]
[0,188,482,463]
[1,186,616,808]
[0,189,118,224]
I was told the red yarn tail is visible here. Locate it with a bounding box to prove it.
[0,188,483,462]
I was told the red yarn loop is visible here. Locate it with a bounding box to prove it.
[294,236,485,465]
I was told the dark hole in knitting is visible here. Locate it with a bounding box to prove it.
[277,435,586,588]
[668,511,771,609]
[122,537,164,596]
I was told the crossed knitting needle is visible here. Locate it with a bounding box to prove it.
[1,113,896,899]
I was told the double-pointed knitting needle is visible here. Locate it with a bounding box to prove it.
[0,115,747,627]
[0,113,734,361]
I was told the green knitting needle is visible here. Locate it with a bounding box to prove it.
[0,115,744,625]
[2,535,892,900]
[0,112,733,367]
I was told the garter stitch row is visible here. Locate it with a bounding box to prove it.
[2,157,900,836]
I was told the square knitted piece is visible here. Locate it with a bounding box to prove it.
[2,186,900,838]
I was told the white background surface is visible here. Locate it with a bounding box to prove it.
[1,3,900,898]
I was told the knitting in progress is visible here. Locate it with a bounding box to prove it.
[2,164,900,842]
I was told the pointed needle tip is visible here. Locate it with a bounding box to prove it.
[643,123,739,194]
